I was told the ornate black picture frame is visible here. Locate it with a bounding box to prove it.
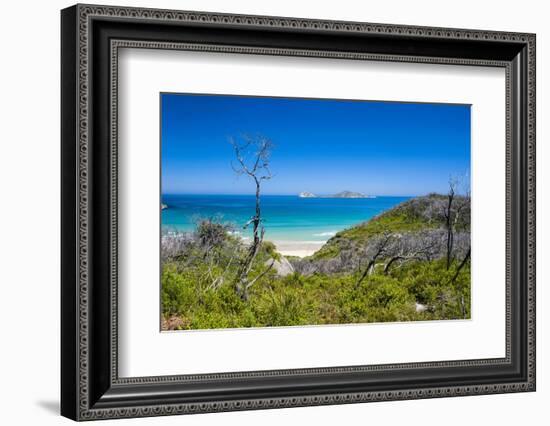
[61,4,536,421]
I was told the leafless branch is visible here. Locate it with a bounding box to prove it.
[245,259,275,291]
[229,134,275,300]
[355,232,393,288]
[449,247,471,285]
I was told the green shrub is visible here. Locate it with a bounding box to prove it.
[161,232,471,329]
[161,265,197,316]
[261,240,281,261]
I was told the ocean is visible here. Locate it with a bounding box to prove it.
[161,194,410,243]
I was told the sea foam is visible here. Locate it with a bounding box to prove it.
[313,231,337,237]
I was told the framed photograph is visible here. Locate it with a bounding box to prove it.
[61,4,536,421]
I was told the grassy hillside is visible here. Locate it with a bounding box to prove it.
[311,194,469,260]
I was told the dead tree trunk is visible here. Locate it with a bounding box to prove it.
[230,135,274,300]
[445,184,455,270]
[443,176,470,271]
[383,255,403,275]
[355,258,376,288]
[355,233,392,288]
[449,247,471,319]
[449,247,471,285]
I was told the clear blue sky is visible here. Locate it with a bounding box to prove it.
[161,93,470,196]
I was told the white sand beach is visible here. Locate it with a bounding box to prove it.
[272,240,326,258]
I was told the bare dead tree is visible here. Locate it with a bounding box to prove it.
[440,174,471,318]
[448,246,471,319]
[449,247,471,285]
[380,229,438,274]
[441,174,471,270]
[230,134,274,300]
[384,244,433,275]
[354,232,393,288]
[443,177,457,269]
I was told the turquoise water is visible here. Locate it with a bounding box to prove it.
[161,194,409,242]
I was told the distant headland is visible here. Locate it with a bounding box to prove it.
[299,190,376,199]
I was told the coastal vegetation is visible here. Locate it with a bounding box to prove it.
[161,192,471,330]
[161,135,471,330]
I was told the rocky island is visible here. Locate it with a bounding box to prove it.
[298,190,375,199]
[331,191,372,198]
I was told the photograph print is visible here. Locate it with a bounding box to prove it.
[160,93,471,331]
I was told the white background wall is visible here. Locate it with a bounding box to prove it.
[0,0,547,424]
